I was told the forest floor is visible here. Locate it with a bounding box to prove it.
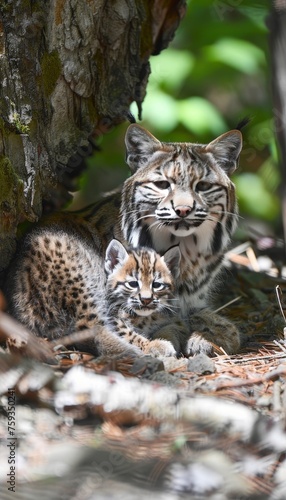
[0,238,286,499]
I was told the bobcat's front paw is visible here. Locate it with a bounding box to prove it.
[187,332,215,356]
[187,311,241,357]
[143,339,177,358]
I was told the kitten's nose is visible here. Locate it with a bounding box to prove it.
[140,296,153,306]
[175,205,191,218]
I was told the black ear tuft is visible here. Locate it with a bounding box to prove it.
[235,116,251,131]
[123,110,136,124]
[125,124,161,172]
[235,116,251,130]
[206,130,243,175]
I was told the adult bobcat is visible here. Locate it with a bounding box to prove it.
[7,124,242,355]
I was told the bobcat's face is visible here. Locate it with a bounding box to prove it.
[105,240,180,317]
[121,125,242,249]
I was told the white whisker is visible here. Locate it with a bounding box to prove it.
[136,213,156,223]
[123,208,149,217]
[210,210,243,219]
[205,216,225,227]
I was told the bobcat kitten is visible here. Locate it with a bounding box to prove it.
[7,229,186,357]
[103,239,188,357]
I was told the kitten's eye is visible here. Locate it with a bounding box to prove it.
[196,181,212,192]
[152,281,165,291]
[153,180,170,190]
[125,280,139,289]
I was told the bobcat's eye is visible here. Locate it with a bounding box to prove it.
[125,280,139,290]
[152,281,165,291]
[153,180,170,190]
[196,181,212,192]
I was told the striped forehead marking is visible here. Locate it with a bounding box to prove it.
[159,153,209,185]
[133,250,157,281]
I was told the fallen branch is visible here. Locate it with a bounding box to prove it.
[0,312,54,362]
[215,365,286,391]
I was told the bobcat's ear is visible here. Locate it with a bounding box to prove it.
[206,130,242,175]
[105,240,128,274]
[163,246,181,279]
[125,124,161,172]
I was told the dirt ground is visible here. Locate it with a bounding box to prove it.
[0,240,286,499]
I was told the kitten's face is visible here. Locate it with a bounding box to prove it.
[105,241,180,317]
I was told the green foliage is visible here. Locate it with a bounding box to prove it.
[178,97,227,135]
[9,101,30,134]
[150,49,194,92]
[80,0,279,225]
[10,112,30,134]
[233,173,280,221]
[204,38,265,73]
[0,155,24,229]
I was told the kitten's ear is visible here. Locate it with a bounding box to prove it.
[206,130,242,175]
[105,240,128,274]
[163,246,181,279]
[125,124,161,172]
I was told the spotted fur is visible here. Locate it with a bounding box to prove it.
[7,125,243,355]
[7,233,187,357]
[121,125,242,314]
[83,125,243,354]
[104,240,188,356]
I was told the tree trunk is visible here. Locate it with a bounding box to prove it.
[268,2,286,254]
[0,0,186,276]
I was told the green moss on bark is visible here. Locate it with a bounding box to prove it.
[0,155,24,230]
[40,51,62,96]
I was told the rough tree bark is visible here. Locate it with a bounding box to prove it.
[0,0,186,276]
[268,2,286,254]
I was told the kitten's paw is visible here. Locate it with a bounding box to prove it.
[94,326,144,358]
[114,347,144,359]
[143,339,177,358]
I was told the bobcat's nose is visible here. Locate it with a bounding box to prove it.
[175,205,192,218]
[140,296,153,306]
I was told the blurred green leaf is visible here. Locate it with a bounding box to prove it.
[248,119,274,149]
[178,97,227,135]
[234,173,280,221]
[150,49,194,93]
[140,89,178,132]
[258,157,281,192]
[205,38,266,73]
[237,5,269,31]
